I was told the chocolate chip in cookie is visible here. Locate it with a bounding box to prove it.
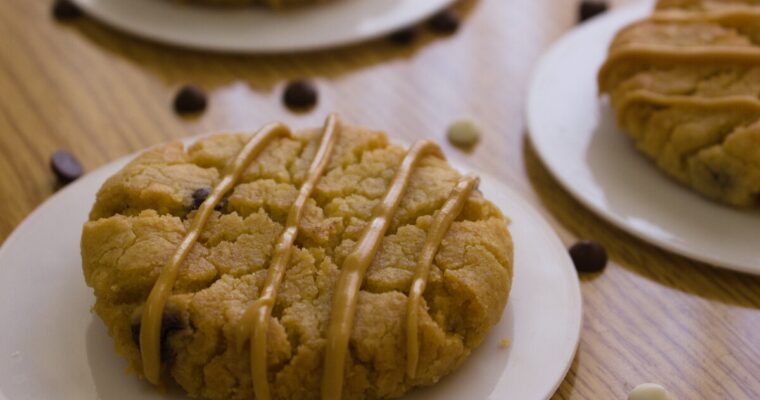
[130,309,185,351]
[215,195,229,212]
[191,188,211,210]
[706,165,733,191]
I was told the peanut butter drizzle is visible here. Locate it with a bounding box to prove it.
[235,114,340,400]
[597,46,760,94]
[321,140,444,400]
[140,122,291,385]
[405,175,479,379]
[617,90,760,123]
[649,9,760,24]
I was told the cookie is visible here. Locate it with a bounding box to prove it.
[656,0,760,13]
[598,0,760,207]
[81,114,514,400]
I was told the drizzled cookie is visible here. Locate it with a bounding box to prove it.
[81,114,514,400]
[598,0,760,206]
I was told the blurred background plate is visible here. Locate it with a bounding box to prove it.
[69,0,455,53]
[527,0,760,275]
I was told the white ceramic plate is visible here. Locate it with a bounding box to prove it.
[70,0,455,53]
[0,136,581,400]
[527,0,760,275]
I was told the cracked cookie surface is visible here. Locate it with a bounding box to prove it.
[599,0,760,207]
[81,123,514,400]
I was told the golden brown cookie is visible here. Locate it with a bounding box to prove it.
[81,115,514,400]
[598,0,760,207]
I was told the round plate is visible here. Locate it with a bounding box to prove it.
[70,0,455,53]
[0,137,581,400]
[527,0,760,275]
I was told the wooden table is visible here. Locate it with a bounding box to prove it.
[1,0,758,398]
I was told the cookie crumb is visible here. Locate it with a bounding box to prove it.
[499,338,511,349]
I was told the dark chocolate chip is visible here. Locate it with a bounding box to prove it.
[569,240,608,272]
[389,26,417,45]
[428,9,460,34]
[191,188,211,210]
[706,165,733,190]
[215,196,229,212]
[52,0,83,20]
[283,80,318,110]
[578,1,608,22]
[162,311,184,334]
[50,150,83,184]
[131,321,141,347]
[173,85,207,114]
[131,311,185,350]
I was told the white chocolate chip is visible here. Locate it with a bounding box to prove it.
[446,119,481,148]
[628,383,674,400]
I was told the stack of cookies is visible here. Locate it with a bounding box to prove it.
[598,0,760,207]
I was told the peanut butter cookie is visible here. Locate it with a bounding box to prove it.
[599,0,760,206]
[81,115,514,400]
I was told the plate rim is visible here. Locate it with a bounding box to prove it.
[0,132,581,400]
[475,169,582,400]
[68,0,457,53]
[525,0,760,275]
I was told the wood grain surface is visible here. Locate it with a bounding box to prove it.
[0,0,758,398]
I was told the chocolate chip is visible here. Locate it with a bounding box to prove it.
[131,322,141,348]
[52,0,83,20]
[50,150,83,184]
[706,165,733,190]
[389,26,417,45]
[578,1,608,22]
[215,196,229,212]
[191,188,211,210]
[173,85,207,114]
[283,80,318,110]
[428,9,460,34]
[162,312,184,335]
[569,240,608,272]
[130,311,185,350]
